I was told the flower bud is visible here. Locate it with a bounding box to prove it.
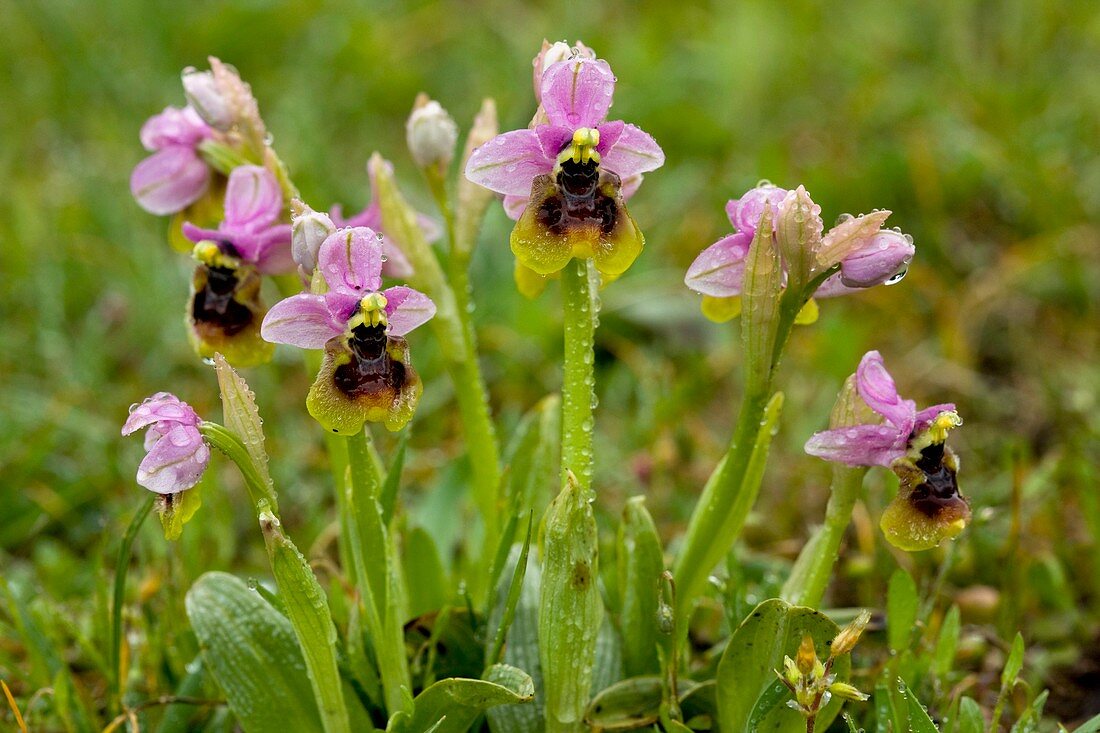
[290,199,336,274]
[828,681,869,702]
[182,68,232,130]
[533,40,573,99]
[830,609,872,656]
[406,94,458,171]
[839,230,915,288]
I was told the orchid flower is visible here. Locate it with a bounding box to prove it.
[465,47,664,281]
[181,165,292,366]
[122,393,209,495]
[328,159,441,279]
[805,350,970,551]
[261,227,436,433]
[130,106,214,216]
[684,184,915,321]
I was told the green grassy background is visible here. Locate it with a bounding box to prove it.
[2,0,1099,726]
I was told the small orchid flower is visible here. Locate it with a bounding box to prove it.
[684,184,914,321]
[329,159,441,278]
[805,351,969,551]
[130,106,214,216]
[181,165,292,366]
[122,393,209,495]
[465,48,664,281]
[261,227,436,434]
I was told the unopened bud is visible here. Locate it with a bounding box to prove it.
[291,199,335,274]
[839,230,914,288]
[182,68,232,130]
[406,94,458,170]
[796,634,818,676]
[828,681,869,702]
[831,609,872,656]
[533,40,573,99]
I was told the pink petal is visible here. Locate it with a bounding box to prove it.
[261,294,344,348]
[856,351,916,431]
[840,230,914,288]
[503,194,528,221]
[464,129,553,196]
[139,106,210,150]
[131,147,211,216]
[123,392,200,435]
[224,165,283,231]
[539,57,615,128]
[137,424,209,494]
[804,424,906,468]
[250,226,295,274]
[181,222,222,244]
[811,272,859,299]
[537,125,573,160]
[383,286,436,336]
[599,123,664,179]
[318,228,384,295]
[914,403,957,433]
[594,120,625,155]
[620,173,643,201]
[726,185,789,233]
[684,232,753,297]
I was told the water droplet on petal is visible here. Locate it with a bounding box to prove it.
[885,266,908,285]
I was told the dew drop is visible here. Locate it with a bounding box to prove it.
[885,266,908,285]
[247,577,258,591]
[835,213,854,225]
[201,357,215,366]
[263,132,274,146]
[756,178,773,188]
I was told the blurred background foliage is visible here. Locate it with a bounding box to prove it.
[2,0,1099,727]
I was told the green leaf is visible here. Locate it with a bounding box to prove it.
[486,514,534,667]
[486,547,544,733]
[379,434,408,524]
[617,496,665,677]
[715,599,847,733]
[404,526,448,619]
[395,664,534,733]
[591,616,625,698]
[932,605,961,678]
[1009,689,1047,733]
[185,571,323,733]
[887,569,918,653]
[260,511,350,733]
[584,676,662,730]
[901,681,940,733]
[540,474,603,732]
[213,354,275,504]
[1002,632,1026,690]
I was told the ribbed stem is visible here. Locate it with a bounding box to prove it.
[560,258,597,496]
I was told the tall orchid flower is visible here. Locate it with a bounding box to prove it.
[122,393,209,495]
[805,351,969,551]
[328,159,443,278]
[465,49,664,282]
[130,106,214,216]
[261,227,435,434]
[181,165,292,366]
[685,184,915,321]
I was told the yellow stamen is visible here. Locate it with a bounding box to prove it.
[192,241,235,269]
[352,292,389,329]
[557,127,601,166]
[929,410,963,444]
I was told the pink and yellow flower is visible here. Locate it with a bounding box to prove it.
[262,227,435,433]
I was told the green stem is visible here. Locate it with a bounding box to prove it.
[672,279,813,630]
[201,421,350,733]
[560,258,597,496]
[345,431,411,716]
[781,467,867,608]
[110,492,156,710]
